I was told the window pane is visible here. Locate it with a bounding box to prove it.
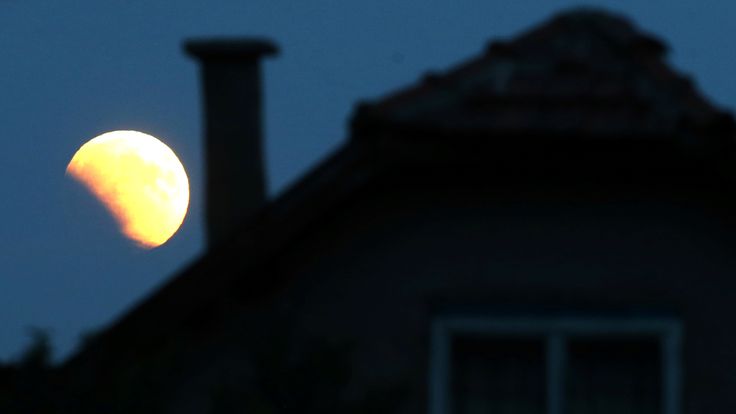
[567,337,660,414]
[452,336,546,414]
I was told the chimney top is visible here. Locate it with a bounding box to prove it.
[185,39,278,61]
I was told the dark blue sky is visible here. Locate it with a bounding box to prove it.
[1,0,734,362]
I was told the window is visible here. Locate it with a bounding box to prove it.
[429,316,682,414]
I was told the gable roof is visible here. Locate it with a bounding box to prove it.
[353,8,734,144]
[62,8,736,379]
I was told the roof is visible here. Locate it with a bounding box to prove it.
[61,7,736,381]
[352,8,734,144]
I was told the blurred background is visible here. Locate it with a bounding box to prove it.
[0,0,733,362]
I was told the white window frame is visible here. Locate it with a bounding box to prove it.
[429,316,682,414]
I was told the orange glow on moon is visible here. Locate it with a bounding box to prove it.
[66,130,190,248]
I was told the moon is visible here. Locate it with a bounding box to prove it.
[66,130,190,248]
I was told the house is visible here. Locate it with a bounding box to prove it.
[58,8,736,414]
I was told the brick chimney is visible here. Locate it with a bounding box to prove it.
[185,38,278,246]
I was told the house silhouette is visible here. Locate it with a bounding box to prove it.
[57,8,736,414]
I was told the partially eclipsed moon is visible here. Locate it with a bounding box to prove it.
[66,130,190,248]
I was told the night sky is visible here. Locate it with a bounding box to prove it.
[1,0,734,362]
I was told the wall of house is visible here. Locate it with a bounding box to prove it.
[251,173,736,414]
[149,169,736,414]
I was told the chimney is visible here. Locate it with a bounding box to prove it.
[185,39,278,246]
